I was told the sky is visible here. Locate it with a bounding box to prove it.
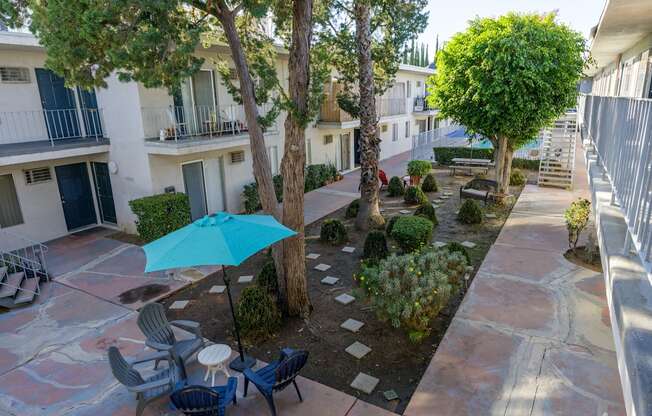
[418,0,606,58]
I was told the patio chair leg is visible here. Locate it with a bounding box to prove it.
[264,395,277,416]
[293,380,303,402]
[244,378,249,397]
[136,398,146,416]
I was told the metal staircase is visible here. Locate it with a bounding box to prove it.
[537,112,577,189]
[0,230,49,308]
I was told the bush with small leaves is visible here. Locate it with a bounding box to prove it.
[129,193,191,242]
[404,186,428,205]
[236,286,281,342]
[346,199,360,219]
[509,169,526,186]
[415,203,438,226]
[421,173,438,192]
[564,198,591,249]
[385,215,399,235]
[458,199,483,224]
[390,215,433,252]
[444,241,471,265]
[357,249,468,342]
[320,219,347,245]
[362,231,389,263]
[387,176,405,197]
[407,160,432,178]
[256,261,278,296]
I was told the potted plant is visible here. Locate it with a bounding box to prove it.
[407,160,432,186]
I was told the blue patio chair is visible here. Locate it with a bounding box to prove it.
[243,348,309,416]
[170,379,238,416]
[107,346,184,416]
[137,302,205,376]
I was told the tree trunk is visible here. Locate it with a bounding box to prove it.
[501,146,514,194]
[354,0,384,231]
[494,134,509,195]
[217,8,286,298]
[281,0,312,316]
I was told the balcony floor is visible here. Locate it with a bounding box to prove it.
[0,137,110,157]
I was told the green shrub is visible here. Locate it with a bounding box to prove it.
[320,219,347,245]
[129,193,191,242]
[458,199,483,224]
[415,203,438,226]
[564,198,591,249]
[404,186,428,205]
[273,174,284,202]
[385,215,399,235]
[357,249,468,342]
[256,261,278,296]
[236,286,281,342]
[509,169,527,186]
[346,199,360,219]
[242,176,283,213]
[421,173,438,192]
[387,176,405,197]
[305,164,338,192]
[407,160,432,178]
[512,158,539,170]
[362,231,389,263]
[390,215,433,252]
[433,147,494,165]
[444,241,471,265]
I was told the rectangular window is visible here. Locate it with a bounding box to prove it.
[0,174,24,228]
[392,123,398,142]
[405,121,410,138]
[323,134,333,145]
[406,81,411,98]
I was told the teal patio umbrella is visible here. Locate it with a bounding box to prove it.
[143,212,297,371]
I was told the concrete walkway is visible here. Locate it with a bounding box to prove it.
[405,149,625,415]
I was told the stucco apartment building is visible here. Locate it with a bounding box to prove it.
[0,30,436,246]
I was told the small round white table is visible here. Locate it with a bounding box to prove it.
[197,344,232,386]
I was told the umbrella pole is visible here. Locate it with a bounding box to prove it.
[223,266,256,372]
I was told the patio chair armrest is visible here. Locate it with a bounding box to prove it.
[280,348,297,361]
[243,368,273,392]
[130,350,171,365]
[170,320,202,336]
[128,378,171,394]
[145,338,173,352]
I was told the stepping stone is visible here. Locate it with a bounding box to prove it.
[399,210,411,214]
[346,341,372,359]
[443,191,453,196]
[340,318,364,333]
[209,285,226,294]
[306,253,320,259]
[440,195,450,199]
[341,246,356,253]
[350,372,380,394]
[335,293,355,305]
[169,300,189,310]
[485,213,497,219]
[321,276,340,285]
[238,275,254,283]
[433,241,447,249]
[314,263,331,272]
[383,390,399,401]
[460,241,476,249]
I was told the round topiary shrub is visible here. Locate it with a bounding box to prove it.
[320,219,347,245]
[387,176,405,197]
[385,215,399,235]
[256,260,278,296]
[509,169,526,186]
[421,173,439,193]
[236,286,281,342]
[345,199,360,219]
[444,241,471,265]
[404,186,428,205]
[362,231,389,263]
[458,199,483,224]
[390,215,434,252]
[415,203,438,226]
[407,160,432,182]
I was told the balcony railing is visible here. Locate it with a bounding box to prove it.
[413,96,436,112]
[0,108,105,146]
[319,98,406,123]
[579,94,652,275]
[142,103,275,142]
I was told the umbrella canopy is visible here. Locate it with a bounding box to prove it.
[143,212,297,273]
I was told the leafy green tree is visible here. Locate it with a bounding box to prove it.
[427,13,586,195]
[317,0,427,230]
[3,0,325,316]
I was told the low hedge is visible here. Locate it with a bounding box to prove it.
[433,147,494,165]
[242,175,284,214]
[509,169,527,186]
[512,158,539,170]
[390,215,434,252]
[129,193,191,242]
[305,164,338,193]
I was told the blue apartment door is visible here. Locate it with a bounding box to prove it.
[91,162,117,224]
[35,68,80,139]
[78,87,103,137]
[55,163,97,231]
